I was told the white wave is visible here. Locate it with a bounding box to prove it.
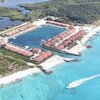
[67,74,100,89]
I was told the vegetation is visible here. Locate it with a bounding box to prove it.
[0,7,25,21]
[0,0,100,76]
[19,0,100,24]
[0,51,28,76]
[67,41,77,50]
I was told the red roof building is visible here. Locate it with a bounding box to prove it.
[56,44,64,50]
[34,51,52,63]
[5,22,35,36]
[4,44,33,57]
[32,48,41,53]
[47,20,67,27]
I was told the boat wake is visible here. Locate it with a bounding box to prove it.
[67,74,100,89]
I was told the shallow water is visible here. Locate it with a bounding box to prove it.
[0,32,100,100]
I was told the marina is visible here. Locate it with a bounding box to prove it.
[0,33,100,100]
[0,16,100,100]
[0,0,100,100]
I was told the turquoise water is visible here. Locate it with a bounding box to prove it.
[0,31,100,100]
[9,25,65,49]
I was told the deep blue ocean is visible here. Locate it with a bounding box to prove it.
[0,26,100,100]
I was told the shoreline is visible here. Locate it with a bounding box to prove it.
[0,67,40,87]
[0,20,100,87]
[0,55,64,87]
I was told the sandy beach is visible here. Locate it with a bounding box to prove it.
[0,67,40,87]
[40,55,65,69]
[0,55,64,87]
[0,21,100,87]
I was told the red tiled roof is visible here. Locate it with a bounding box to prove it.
[32,48,41,53]
[4,44,33,57]
[68,26,75,30]
[5,22,35,36]
[55,30,86,50]
[34,51,52,62]
[47,20,66,27]
[56,44,64,50]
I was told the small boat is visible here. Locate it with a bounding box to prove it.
[45,70,53,75]
[64,58,79,62]
[66,74,100,89]
[86,45,92,48]
[39,67,53,75]
[25,46,29,49]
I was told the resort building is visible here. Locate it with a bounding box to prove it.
[42,23,86,53]
[47,20,67,27]
[42,25,76,48]
[34,51,53,63]
[56,30,86,50]
[32,48,41,54]
[2,22,36,36]
[4,44,33,57]
[0,18,88,64]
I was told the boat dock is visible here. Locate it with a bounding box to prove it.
[36,65,53,75]
[63,58,79,62]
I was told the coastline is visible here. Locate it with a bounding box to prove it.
[0,67,40,87]
[0,55,64,87]
[0,20,100,87]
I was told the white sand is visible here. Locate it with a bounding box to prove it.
[40,55,65,69]
[0,55,64,87]
[0,68,40,87]
[0,23,99,87]
[34,19,46,26]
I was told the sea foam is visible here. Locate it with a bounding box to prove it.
[67,74,100,89]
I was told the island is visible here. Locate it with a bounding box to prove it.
[0,0,100,87]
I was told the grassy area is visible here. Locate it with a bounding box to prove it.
[0,48,53,76]
[67,41,77,50]
[19,2,46,21]
[0,51,28,76]
[0,7,25,21]
[0,0,99,24]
